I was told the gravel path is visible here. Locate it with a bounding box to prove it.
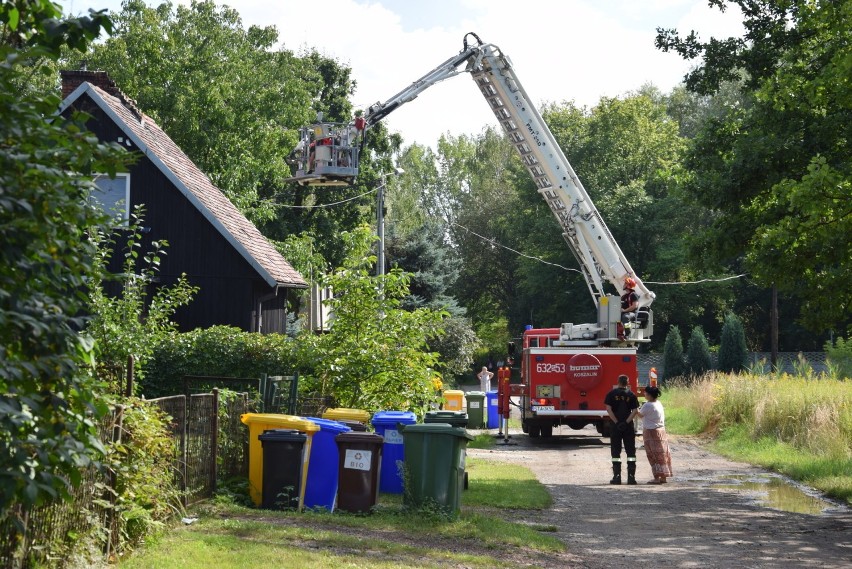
[468,427,852,568]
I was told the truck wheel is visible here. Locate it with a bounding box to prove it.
[529,425,541,438]
[541,424,553,438]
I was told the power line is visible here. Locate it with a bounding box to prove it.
[645,274,748,286]
[452,222,584,275]
[452,222,747,286]
[272,187,377,209]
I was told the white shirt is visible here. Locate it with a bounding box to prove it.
[640,401,665,430]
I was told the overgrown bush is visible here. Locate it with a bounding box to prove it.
[108,399,183,550]
[717,313,748,373]
[685,326,713,379]
[662,326,685,383]
[1,2,125,523]
[141,326,298,397]
[296,226,445,415]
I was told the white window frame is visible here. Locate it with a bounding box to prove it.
[91,173,131,224]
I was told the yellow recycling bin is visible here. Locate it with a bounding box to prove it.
[240,413,320,509]
[442,389,464,411]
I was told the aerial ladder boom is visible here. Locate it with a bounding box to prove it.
[287,33,655,344]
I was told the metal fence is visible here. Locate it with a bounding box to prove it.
[0,407,125,569]
[637,351,830,383]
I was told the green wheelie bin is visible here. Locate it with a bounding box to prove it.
[464,391,486,429]
[402,423,474,517]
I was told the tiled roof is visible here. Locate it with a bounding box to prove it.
[63,83,306,289]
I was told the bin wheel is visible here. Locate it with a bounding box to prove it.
[464,471,469,490]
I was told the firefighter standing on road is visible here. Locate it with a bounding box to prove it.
[604,374,640,485]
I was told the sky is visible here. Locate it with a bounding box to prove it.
[60,0,745,149]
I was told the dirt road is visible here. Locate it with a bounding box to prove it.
[468,428,852,568]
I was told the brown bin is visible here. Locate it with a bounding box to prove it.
[335,431,384,513]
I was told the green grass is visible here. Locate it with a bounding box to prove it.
[663,404,704,435]
[468,432,497,449]
[465,457,552,509]
[119,458,563,568]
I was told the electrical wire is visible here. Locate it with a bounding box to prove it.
[272,187,377,209]
[452,222,748,286]
[452,222,584,275]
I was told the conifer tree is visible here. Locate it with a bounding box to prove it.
[717,312,748,373]
[662,326,685,383]
[686,326,713,379]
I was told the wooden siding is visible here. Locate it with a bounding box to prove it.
[75,97,288,333]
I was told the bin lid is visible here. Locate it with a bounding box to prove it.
[425,411,468,419]
[302,416,352,434]
[402,423,474,440]
[322,407,372,423]
[335,431,384,444]
[258,428,307,442]
[371,410,417,426]
[443,389,464,396]
[486,389,499,395]
[240,413,320,433]
[465,391,486,397]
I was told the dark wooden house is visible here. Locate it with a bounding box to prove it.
[60,70,307,333]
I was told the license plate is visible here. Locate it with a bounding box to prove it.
[532,406,554,411]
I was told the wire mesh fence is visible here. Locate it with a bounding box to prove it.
[0,407,125,569]
[637,351,830,383]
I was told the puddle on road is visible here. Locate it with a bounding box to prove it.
[710,474,835,515]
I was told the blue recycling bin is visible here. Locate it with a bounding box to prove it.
[486,390,500,429]
[370,410,417,494]
[301,417,352,511]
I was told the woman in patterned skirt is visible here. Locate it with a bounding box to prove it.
[637,386,673,484]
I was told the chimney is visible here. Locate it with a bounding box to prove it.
[60,69,124,100]
[60,68,145,122]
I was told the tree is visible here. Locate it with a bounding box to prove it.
[662,327,685,383]
[717,312,748,373]
[385,222,479,378]
[1,0,126,519]
[656,0,852,334]
[296,225,446,414]
[685,326,713,379]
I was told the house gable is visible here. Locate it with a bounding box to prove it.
[60,77,306,290]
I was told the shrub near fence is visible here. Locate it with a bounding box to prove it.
[0,408,125,569]
[0,391,251,568]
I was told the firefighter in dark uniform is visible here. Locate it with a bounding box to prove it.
[604,374,640,484]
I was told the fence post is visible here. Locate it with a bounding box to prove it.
[180,395,188,507]
[125,356,134,397]
[259,374,268,412]
[288,374,299,415]
[211,389,219,495]
[105,405,125,562]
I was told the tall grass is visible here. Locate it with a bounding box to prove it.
[668,372,852,458]
[665,371,852,504]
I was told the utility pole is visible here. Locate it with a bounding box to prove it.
[771,283,779,369]
[376,173,386,277]
[375,168,404,277]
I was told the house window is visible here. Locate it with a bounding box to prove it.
[91,173,130,222]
